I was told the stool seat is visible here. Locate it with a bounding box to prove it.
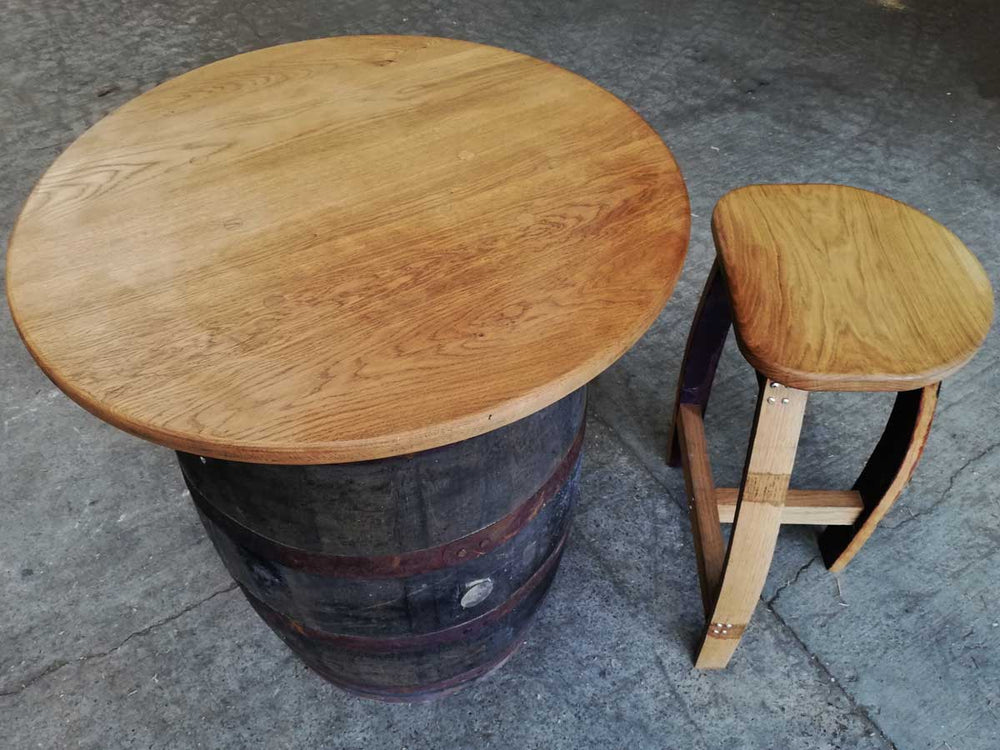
[712,184,993,391]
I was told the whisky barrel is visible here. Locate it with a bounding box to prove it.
[177,388,586,701]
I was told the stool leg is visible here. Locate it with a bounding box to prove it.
[696,379,808,669]
[677,402,727,616]
[819,383,939,572]
[667,260,732,467]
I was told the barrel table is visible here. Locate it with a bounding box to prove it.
[6,36,690,700]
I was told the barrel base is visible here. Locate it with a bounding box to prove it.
[298,630,527,703]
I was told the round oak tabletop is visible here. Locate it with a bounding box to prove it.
[7,36,689,464]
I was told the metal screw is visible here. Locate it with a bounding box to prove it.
[781,398,789,404]
[767,397,776,404]
[771,382,782,388]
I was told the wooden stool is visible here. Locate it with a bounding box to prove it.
[7,36,690,700]
[667,184,993,669]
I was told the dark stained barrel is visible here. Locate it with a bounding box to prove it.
[177,388,586,701]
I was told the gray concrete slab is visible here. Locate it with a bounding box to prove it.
[2,0,998,747]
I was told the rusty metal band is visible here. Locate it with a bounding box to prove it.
[243,523,569,652]
[186,422,584,579]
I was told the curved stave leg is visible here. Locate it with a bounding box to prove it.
[819,383,939,573]
[666,260,732,467]
[696,378,809,669]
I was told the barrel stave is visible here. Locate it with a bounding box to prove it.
[177,389,584,555]
[189,462,578,636]
[180,388,586,700]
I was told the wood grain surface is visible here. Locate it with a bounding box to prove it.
[714,488,862,525]
[5,36,689,463]
[712,184,992,391]
[677,403,725,616]
[697,379,808,669]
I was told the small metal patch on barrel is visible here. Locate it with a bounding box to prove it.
[460,579,494,609]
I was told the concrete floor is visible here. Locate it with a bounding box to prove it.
[2,0,998,747]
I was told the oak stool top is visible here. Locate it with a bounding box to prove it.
[6,35,690,464]
[712,184,992,392]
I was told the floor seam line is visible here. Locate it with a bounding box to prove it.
[766,555,819,606]
[765,601,898,750]
[0,581,238,698]
[587,407,687,512]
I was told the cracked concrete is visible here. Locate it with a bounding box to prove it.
[766,556,819,607]
[0,583,238,698]
[2,0,998,747]
[881,438,1000,532]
